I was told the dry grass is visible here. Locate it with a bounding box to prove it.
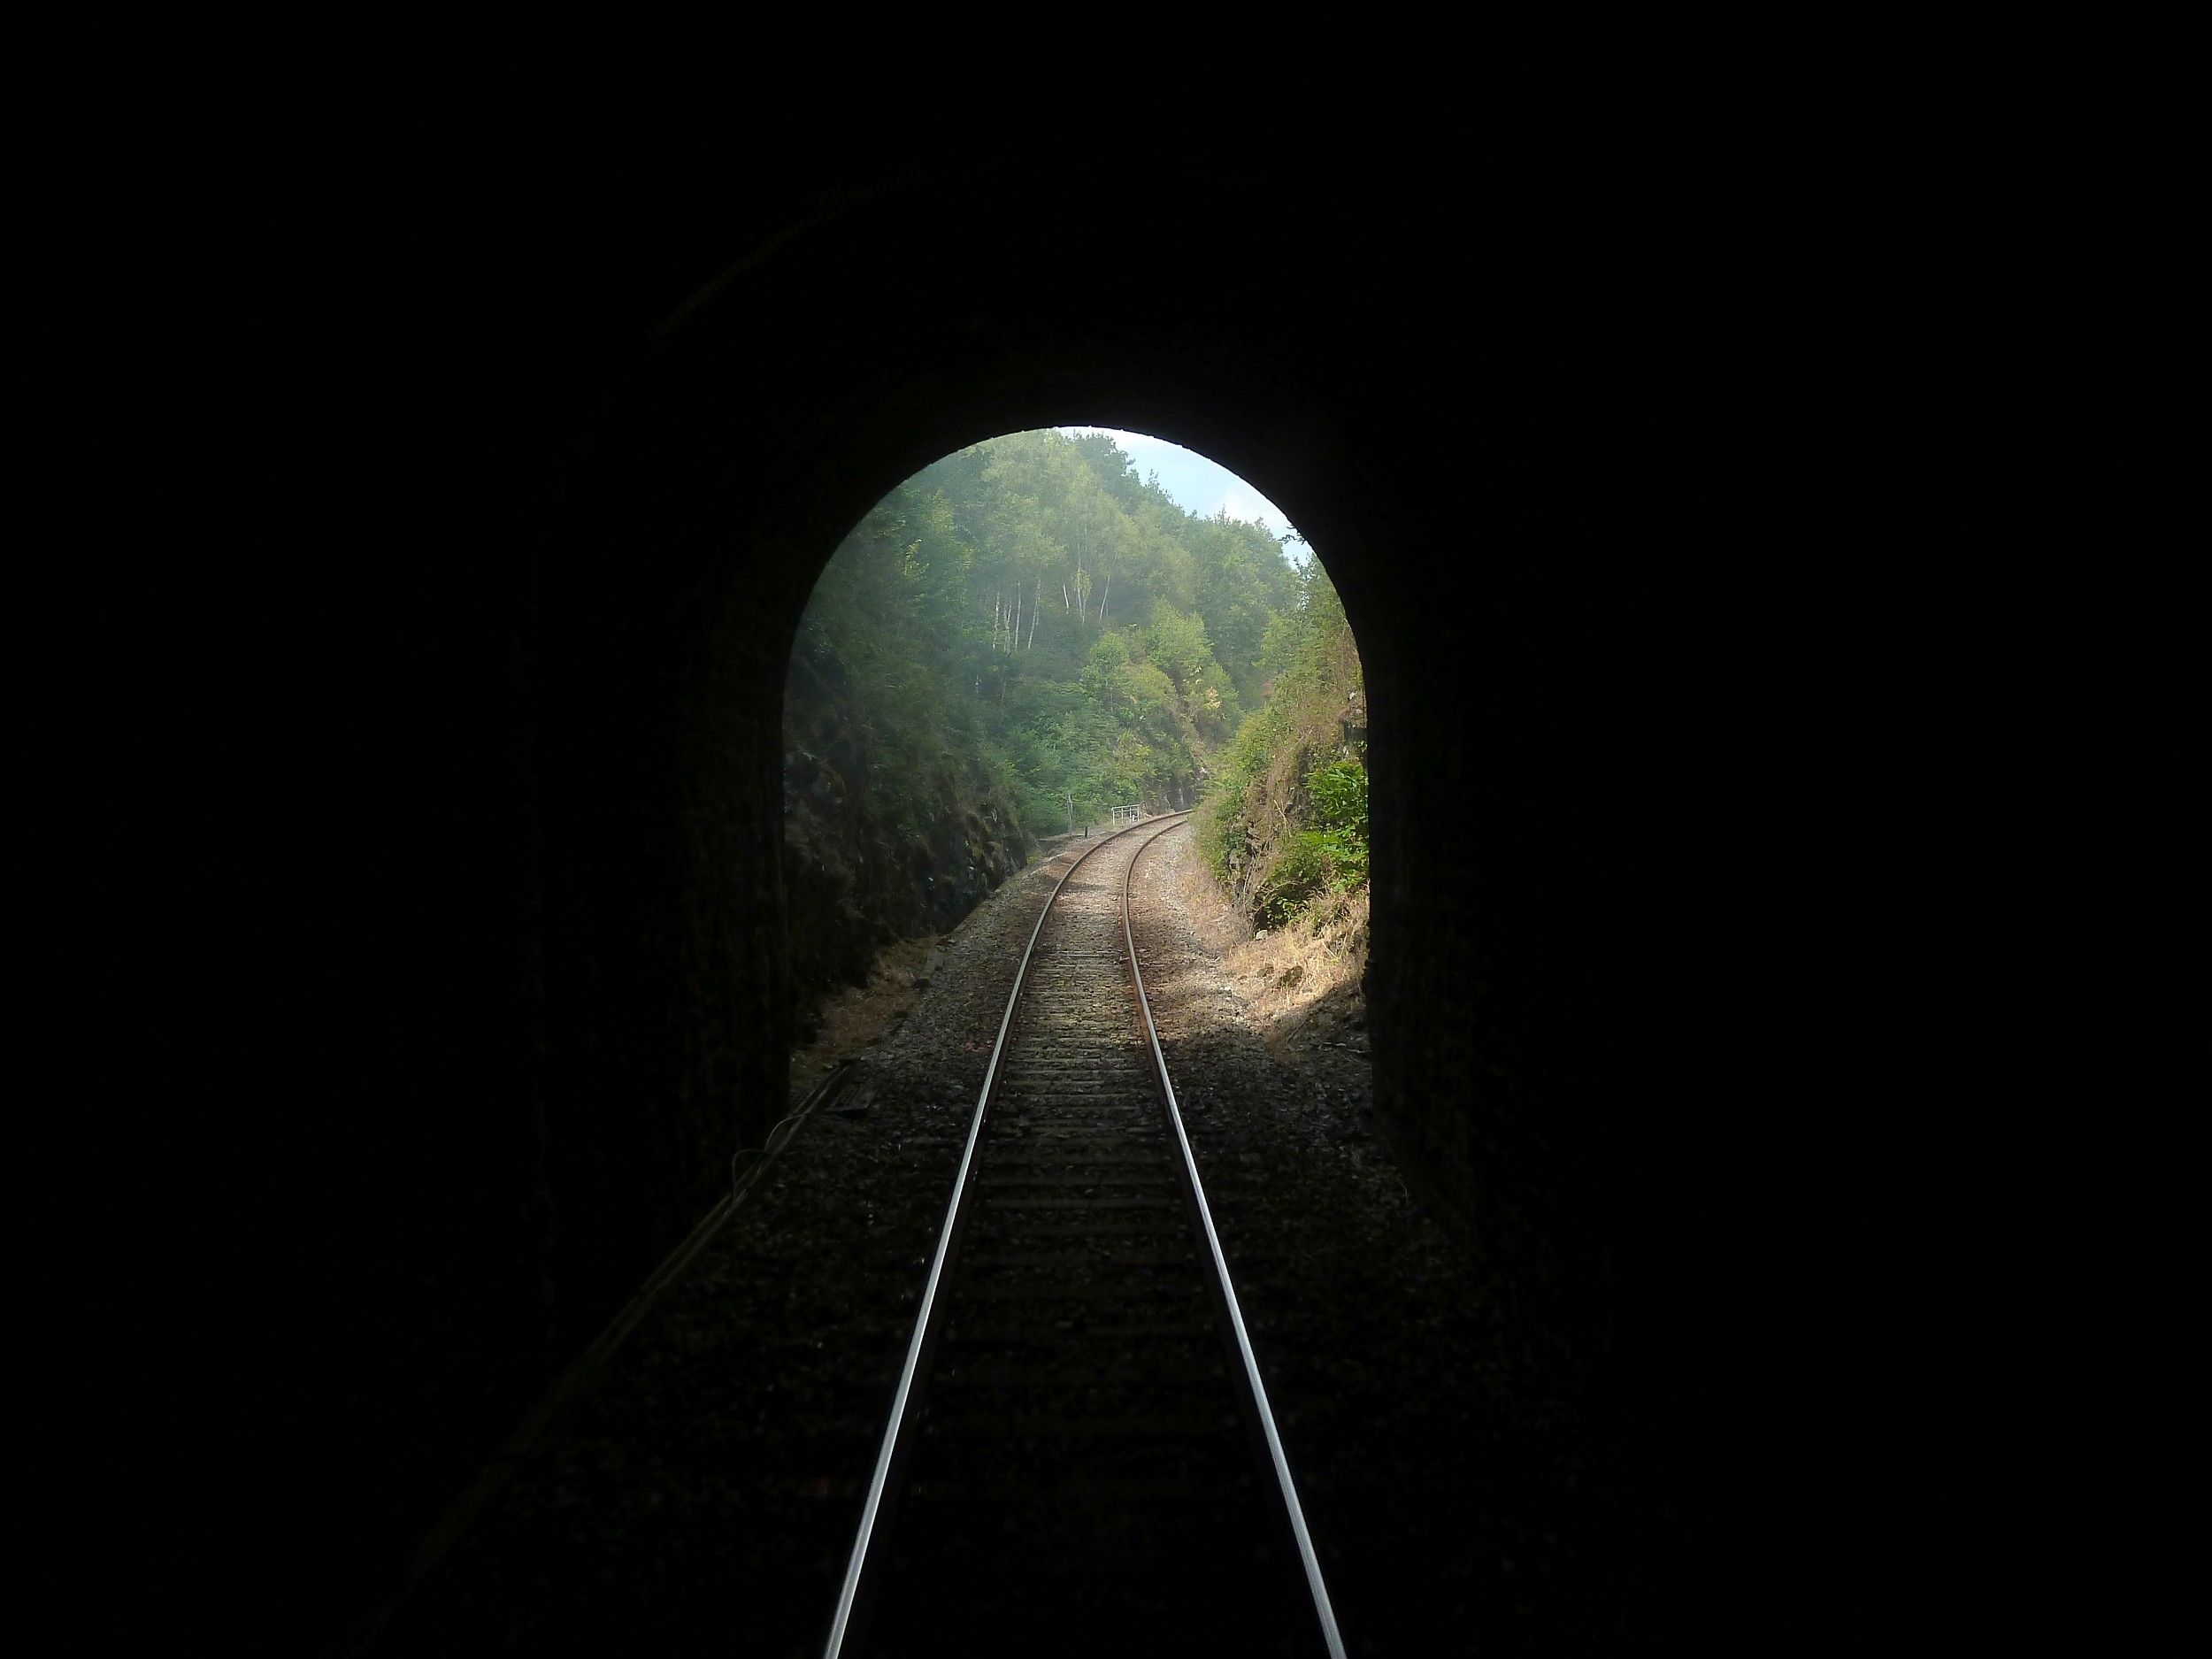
[1171,849,1368,1054]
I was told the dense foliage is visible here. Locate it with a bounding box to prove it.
[788,430,1300,840]
[1197,562,1369,926]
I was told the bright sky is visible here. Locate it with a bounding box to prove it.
[1056,426,1308,561]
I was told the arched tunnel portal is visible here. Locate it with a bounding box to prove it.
[293,170,1737,1647]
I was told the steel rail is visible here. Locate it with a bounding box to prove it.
[822,819,1166,1659]
[1123,816,1348,1659]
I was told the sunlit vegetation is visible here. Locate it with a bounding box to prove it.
[788,430,1298,840]
[1198,564,1369,926]
[785,429,1368,1023]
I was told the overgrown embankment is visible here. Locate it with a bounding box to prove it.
[1194,563,1370,1034]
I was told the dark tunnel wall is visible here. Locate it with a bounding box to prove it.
[281,162,1822,1645]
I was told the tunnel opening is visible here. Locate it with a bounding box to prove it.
[779,425,1376,1114]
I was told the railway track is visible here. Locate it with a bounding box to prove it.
[826,814,1345,1658]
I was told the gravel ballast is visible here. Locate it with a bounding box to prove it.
[361,823,1601,1655]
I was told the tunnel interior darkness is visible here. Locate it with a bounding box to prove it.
[280,166,1798,1648]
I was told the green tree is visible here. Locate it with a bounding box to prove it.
[795,428,1305,843]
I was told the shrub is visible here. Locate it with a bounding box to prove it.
[1307,756,1369,892]
[1256,831,1331,926]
